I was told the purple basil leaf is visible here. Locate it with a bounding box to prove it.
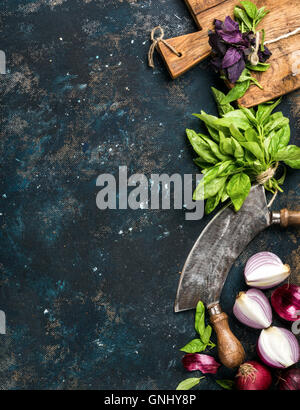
[222,48,242,68]
[223,16,240,32]
[211,56,223,71]
[216,16,243,44]
[208,31,227,56]
[227,58,245,83]
[217,29,243,44]
[214,19,223,30]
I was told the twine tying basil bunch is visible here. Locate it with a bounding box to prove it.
[187,88,300,214]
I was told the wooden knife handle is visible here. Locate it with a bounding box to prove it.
[280,209,300,228]
[209,304,245,369]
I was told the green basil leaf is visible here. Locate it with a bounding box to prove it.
[195,300,205,337]
[229,123,246,142]
[250,77,263,90]
[222,80,250,104]
[205,195,219,214]
[206,125,221,142]
[264,117,289,135]
[221,190,229,202]
[238,106,257,125]
[256,98,282,124]
[222,109,251,130]
[268,131,281,157]
[260,29,266,51]
[176,377,203,391]
[240,141,264,162]
[218,163,239,177]
[227,173,251,211]
[246,62,270,71]
[180,338,207,353]
[205,176,228,199]
[284,159,300,169]
[197,166,220,190]
[268,125,291,159]
[201,325,212,344]
[245,127,259,142]
[252,159,265,173]
[193,112,230,135]
[204,182,226,214]
[277,166,287,185]
[198,162,235,190]
[236,68,252,83]
[231,138,244,160]
[274,145,300,161]
[264,111,283,125]
[200,134,230,161]
[216,380,235,390]
[264,135,272,160]
[240,0,258,19]
[255,6,269,25]
[193,158,213,170]
[194,176,227,200]
[186,129,218,164]
[220,133,234,156]
[244,150,256,164]
[211,87,234,116]
[234,6,252,32]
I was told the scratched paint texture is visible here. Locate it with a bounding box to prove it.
[0,0,299,390]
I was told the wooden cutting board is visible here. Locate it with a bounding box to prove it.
[157,0,300,107]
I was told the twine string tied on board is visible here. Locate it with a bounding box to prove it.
[148,26,181,68]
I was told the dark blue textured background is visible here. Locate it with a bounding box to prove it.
[0,0,299,390]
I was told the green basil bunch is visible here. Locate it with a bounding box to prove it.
[187,88,300,214]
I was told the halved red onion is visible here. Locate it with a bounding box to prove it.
[244,252,290,289]
[257,326,300,368]
[233,289,272,329]
[271,284,300,322]
[182,354,220,374]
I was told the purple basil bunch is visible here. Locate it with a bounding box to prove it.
[208,16,271,83]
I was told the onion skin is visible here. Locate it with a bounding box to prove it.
[279,369,300,390]
[244,252,290,289]
[257,327,300,369]
[182,354,221,374]
[233,289,272,329]
[271,284,300,322]
[235,361,272,390]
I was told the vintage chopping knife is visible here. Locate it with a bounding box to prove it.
[175,184,300,368]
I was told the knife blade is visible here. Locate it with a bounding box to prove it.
[175,184,270,312]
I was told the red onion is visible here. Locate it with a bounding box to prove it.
[279,369,300,390]
[235,361,272,390]
[182,354,220,374]
[244,252,290,289]
[271,284,300,322]
[233,289,272,329]
[257,326,300,368]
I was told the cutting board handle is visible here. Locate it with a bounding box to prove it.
[209,304,245,369]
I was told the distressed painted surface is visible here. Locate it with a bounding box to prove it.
[0,0,299,390]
